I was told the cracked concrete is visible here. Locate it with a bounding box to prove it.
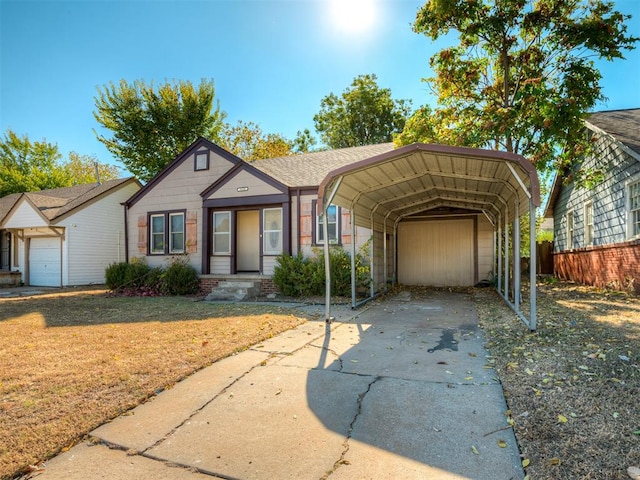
[34,292,524,480]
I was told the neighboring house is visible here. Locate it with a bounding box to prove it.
[124,138,537,301]
[0,178,141,287]
[545,108,640,292]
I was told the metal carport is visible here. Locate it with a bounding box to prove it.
[317,143,541,330]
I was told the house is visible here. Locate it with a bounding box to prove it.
[124,138,540,329]
[0,178,141,287]
[545,108,640,292]
[123,139,395,294]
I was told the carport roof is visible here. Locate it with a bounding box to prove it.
[318,143,540,230]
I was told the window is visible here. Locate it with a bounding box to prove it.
[566,210,574,249]
[149,211,185,254]
[150,214,165,254]
[584,202,594,245]
[213,211,231,254]
[169,213,185,253]
[630,181,640,238]
[263,208,283,255]
[195,151,209,171]
[316,204,339,244]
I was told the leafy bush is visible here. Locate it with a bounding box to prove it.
[160,257,200,295]
[272,246,370,298]
[105,256,199,296]
[105,262,129,290]
[272,252,324,297]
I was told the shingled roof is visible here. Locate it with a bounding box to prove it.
[0,178,138,224]
[252,143,396,188]
[586,108,640,156]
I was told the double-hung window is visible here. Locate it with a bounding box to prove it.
[213,212,231,254]
[150,215,165,254]
[149,211,185,254]
[263,208,283,255]
[629,181,640,238]
[169,213,185,253]
[584,202,594,245]
[566,210,574,249]
[316,204,339,244]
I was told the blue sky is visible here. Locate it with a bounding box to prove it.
[1,0,639,175]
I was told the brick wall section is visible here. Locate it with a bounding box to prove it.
[260,278,278,295]
[198,277,219,295]
[554,239,640,293]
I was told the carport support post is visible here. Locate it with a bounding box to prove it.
[369,214,375,298]
[350,211,357,309]
[497,214,502,292]
[323,207,331,320]
[529,199,537,331]
[504,209,509,301]
[323,177,343,322]
[513,208,521,310]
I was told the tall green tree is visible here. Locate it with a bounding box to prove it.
[93,79,225,182]
[219,121,293,161]
[314,74,412,149]
[397,0,638,180]
[0,130,71,196]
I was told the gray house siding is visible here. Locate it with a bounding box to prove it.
[553,128,640,252]
[549,108,640,293]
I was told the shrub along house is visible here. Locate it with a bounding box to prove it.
[545,108,640,292]
[124,138,540,328]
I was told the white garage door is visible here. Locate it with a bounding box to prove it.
[398,219,474,286]
[29,237,62,287]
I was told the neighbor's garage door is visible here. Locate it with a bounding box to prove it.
[398,219,474,286]
[29,237,61,287]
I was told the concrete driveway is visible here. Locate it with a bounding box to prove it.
[34,289,524,480]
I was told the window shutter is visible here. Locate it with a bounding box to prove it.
[137,215,147,253]
[186,211,197,253]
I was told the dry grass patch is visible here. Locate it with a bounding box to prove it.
[0,288,307,479]
[475,281,640,480]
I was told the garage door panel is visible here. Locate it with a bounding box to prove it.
[29,237,61,287]
[398,219,474,286]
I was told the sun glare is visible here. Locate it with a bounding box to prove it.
[329,0,377,34]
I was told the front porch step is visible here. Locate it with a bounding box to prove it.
[205,280,262,302]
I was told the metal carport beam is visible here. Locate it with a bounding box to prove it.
[321,176,343,322]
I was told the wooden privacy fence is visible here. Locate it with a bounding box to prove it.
[520,241,553,275]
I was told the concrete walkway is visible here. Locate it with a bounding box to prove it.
[32,290,524,480]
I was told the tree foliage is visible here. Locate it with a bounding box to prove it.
[218,120,292,161]
[66,152,120,184]
[93,79,225,182]
[314,74,412,149]
[291,128,319,154]
[0,130,123,197]
[0,130,70,196]
[397,0,638,178]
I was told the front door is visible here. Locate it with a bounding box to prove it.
[236,210,260,272]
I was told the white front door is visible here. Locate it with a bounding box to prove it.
[398,219,475,286]
[29,237,62,287]
[236,210,260,272]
